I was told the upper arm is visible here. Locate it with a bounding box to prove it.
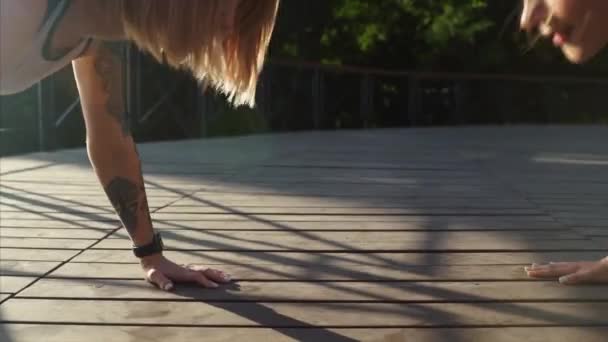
[72,41,131,137]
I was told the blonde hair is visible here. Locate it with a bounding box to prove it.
[120,0,280,107]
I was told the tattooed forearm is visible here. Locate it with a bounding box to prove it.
[93,43,131,135]
[104,177,141,236]
[140,192,153,227]
[133,145,152,227]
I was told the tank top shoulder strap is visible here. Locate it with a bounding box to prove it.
[39,0,91,61]
[41,0,64,27]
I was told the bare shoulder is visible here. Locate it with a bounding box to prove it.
[0,1,43,70]
[0,0,46,42]
[0,0,46,17]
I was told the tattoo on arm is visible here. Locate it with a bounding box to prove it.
[141,194,153,227]
[133,145,153,226]
[93,42,131,135]
[104,177,141,236]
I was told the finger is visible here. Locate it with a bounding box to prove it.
[525,262,554,271]
[204,268,232,283]
[186,265,231,283]
[187,271,219,288]
[147,268,174,291]
[184,264,206,272]
[525,262,580,278]
[526,262,571,270]
[559,269,594,285]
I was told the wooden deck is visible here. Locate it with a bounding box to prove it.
[1,126,608,341]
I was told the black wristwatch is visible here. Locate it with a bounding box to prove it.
[133,233,164,258]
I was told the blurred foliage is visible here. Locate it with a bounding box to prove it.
[270,0,608,74]
[263,0,608,129]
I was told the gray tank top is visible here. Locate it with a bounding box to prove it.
[0,0,93,95]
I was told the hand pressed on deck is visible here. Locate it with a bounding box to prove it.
[140,253,232,291]
[525,257,608,285]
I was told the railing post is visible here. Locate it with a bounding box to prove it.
[36,82,45,152]
[258,67,272,129]
[312,68,323,129]
[135,49,142,123]
[408,75,421,126]
[36,78,56,151]
[197,87,209,138]
[453,80,467,125]
[360,74,373,128]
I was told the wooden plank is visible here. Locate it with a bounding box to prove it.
[238,161,476,170]
[148,214,551,222]
[2,326,608,342]
[527,194,608,200]
[201,190,525,199]
[552,219,608,227]
[542,205,608,211]
[192,177,518,187]
[0,238,95,249]
[0,248,78,261]
[0,158,54,175]
[515,185,608,193]
[573,227,608,236]
[192,192,533,201]
[151,215,562,226]
[0,183,201,193]
[71,250,607,265]
[178,190,520,198]
[0,205,116,214]
[171,196,533,204]
[528,196,608,203]
[0,188,103,195]
[189,188,520,198]
[219,180,506,189]
[196,180,510,189]
[1,179,102,186]
[0,212,118,220]
[171,196,532,207]
[0,228,108,239]
[18,279,608,302]
[0,261,61,277]
[551,213,608,220]
[149,219,568,231]
[227,167,482,176]
[112,230,584,241]
[0,195,178,207]
[2,299,608,326]
[527,202,608,209]
[187,192,533,201]
[0,276,37,293]
[0,212,558,227]
[0,187,180,196]
[153,206,544,215]
[591,237,608,245]
[168,202,536,210]
[227,175,492,184]
[50,262,534,281]
[245,161,478,168]
[96,230,595,251]
[214,168,488,176]
[0,219,117,229]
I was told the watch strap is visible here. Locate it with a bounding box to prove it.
[133,233,163,258]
